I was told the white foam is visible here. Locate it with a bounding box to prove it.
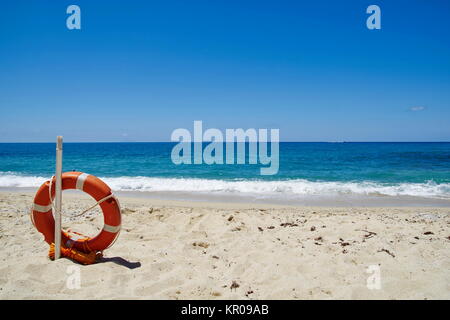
[103,177,450,199]
[1,172,449,199]
[0,172,49,188]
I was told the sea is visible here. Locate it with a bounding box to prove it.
[0,142,449,206]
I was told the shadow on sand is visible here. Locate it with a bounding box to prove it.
[98,256,141,269]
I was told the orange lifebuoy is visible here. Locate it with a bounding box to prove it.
[32,172,121,253]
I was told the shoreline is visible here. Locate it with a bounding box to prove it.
[2,187,450,208]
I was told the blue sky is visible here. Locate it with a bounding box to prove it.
[0,0,449,142]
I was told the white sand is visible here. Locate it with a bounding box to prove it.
[0,191,449,299]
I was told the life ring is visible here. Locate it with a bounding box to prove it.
[32,172,121,253]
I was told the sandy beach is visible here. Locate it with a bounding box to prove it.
[0,191,449,300]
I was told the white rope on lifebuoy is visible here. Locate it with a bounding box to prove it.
[47,174,122,250]
[48,175,115,218]
[72,193,115,218]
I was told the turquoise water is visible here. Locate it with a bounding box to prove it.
[0,142,449,199]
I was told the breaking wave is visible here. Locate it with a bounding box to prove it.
[1,172,449,199]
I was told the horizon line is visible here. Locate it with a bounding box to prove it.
[0,141,449,144]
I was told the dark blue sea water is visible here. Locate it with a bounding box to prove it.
[0,142,449,199]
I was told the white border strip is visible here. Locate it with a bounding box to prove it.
[76,173,90,190]
[103,224,121,233]
[33,203,53,213]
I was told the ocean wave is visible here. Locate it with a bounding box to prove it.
[0,172,449,199]
[0,172,50,188]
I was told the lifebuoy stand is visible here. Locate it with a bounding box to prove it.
[32,138,121,264]
[54,136,63,260]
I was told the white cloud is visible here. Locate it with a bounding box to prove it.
[410,106,426,111]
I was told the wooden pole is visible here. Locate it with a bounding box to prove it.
[54,136,63,260]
